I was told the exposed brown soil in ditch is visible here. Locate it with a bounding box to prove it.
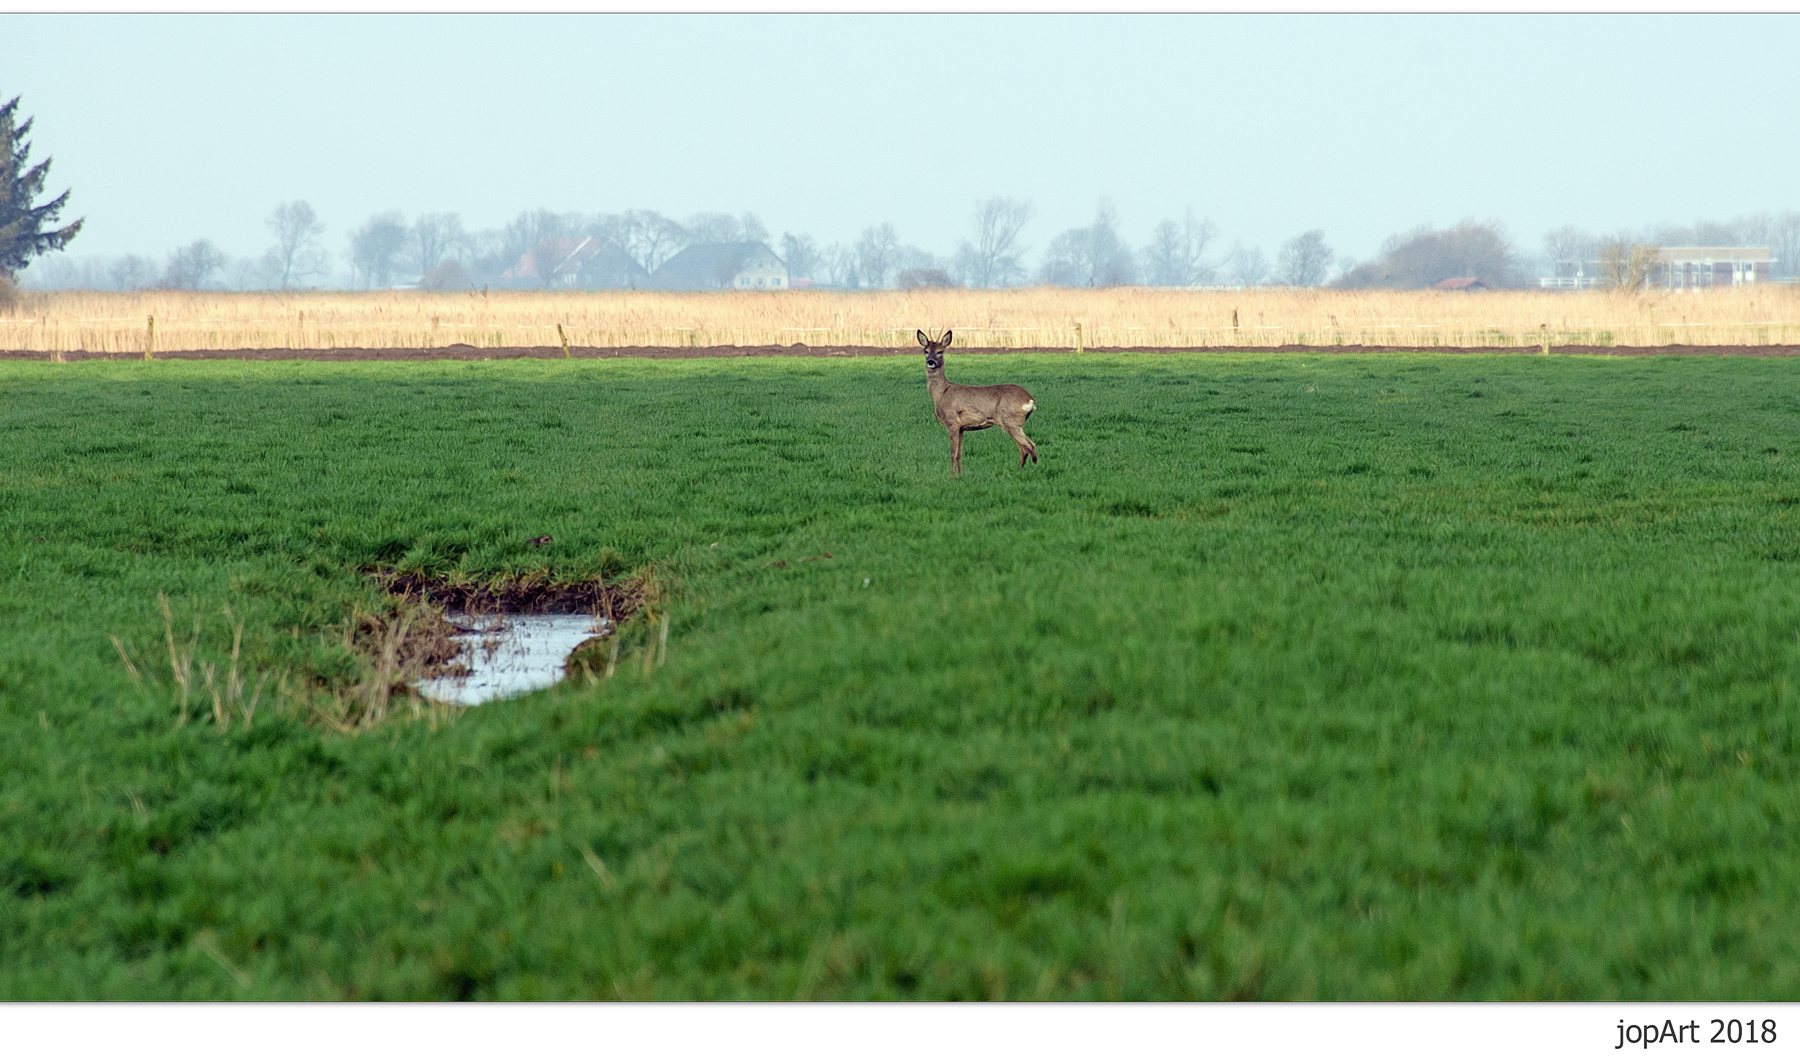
[351,607,467,679]
[8,343,1800,361]
[373,569,650,622]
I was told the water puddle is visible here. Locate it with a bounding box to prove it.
[416,613,611,706]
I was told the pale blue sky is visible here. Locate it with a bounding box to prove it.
[6,13,1800,273]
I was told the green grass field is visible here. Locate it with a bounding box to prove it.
[2,350,1797,999]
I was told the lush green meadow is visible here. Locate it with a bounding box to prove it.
[2,350,1797,999]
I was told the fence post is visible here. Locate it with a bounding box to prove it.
[144,315,155,361]
[1074,322,1083,355]
[558,323,571,359]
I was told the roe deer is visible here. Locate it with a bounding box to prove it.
[918,329,1037,476]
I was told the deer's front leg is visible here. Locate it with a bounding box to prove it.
[947,425,963,476]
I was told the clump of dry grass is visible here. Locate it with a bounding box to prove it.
[111,594,276,732]
[111,592,464,735]
[308,604,464,733]
[9,285,1800,355]
[111,569,658,735]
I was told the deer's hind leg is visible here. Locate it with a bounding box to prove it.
[1002,420,1038,466]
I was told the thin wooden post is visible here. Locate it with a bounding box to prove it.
[1074,321,1084,355]
[558,323,571,359]
[144,315,155,361]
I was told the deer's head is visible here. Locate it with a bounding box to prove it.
[917,329,953,370]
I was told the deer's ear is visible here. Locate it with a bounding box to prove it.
[917,329,931,347]
[940,330,953,347]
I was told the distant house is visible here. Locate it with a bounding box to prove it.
[1434,277,1487,291]
[503,237,650,289]
[896,267,958,290]
[651,242,789,291]
[1657,246,1772,290]
[1541,246,1775,290]
[576,244,652,290]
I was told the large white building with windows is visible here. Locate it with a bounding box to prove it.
[1655,246,1773,290]
[1541,246,1775,290]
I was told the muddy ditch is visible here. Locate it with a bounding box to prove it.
[363,569,651,709]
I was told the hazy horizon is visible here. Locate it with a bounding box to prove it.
[8,13,1800,285]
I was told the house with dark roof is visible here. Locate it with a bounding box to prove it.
[503,237,650,289]
[576,244,652,290]
[650,242,789,291]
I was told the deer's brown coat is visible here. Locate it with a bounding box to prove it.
[918,329,1038,476]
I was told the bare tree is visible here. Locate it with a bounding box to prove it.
[263,200,326,288]
[1596,241,1660,292]
[821,243,858,288]
[1541,224,1596,280]
[779,232,821,281]
[894,244,942,274]
[855,223,900,289]
[1646,218,1746,248]
[583,212,626,248]
[1275,229,1332,287]
[685,212,739,244]
[348,211,408,289]
[1767,212,1800,278]
[405,212,464,278]
[108,254,157,290]
[225,255,270,291]
[17,254,107,290]
[739,212,768,246]
[1039,200,1137,287]
[1228,244,1268,286]
[952,195,1033,289]
[162,239,226,289]
[682,211,768,246]
[1693,219,1740,245]
[621,210,687,273]
[497,209,579,278]
[1142,210,1220,286]
[1736,212,1774,248]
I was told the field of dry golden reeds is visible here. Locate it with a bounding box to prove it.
[5,285,1800,354]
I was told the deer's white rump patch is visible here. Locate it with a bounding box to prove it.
[1022,400,1036,413]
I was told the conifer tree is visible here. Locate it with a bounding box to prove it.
[0,96,84,280]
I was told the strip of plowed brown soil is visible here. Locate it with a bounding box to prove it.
[7,343,1800,361]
